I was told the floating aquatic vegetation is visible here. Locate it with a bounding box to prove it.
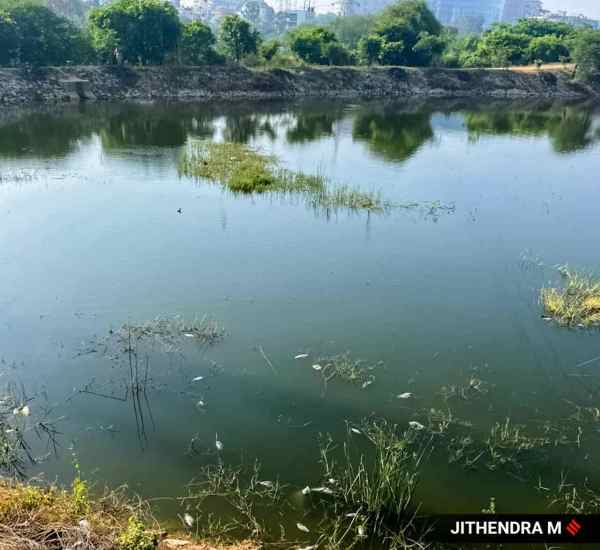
[181,462,285,541]
[179,141,392,213]
[316,352,381,390]
[315,419,430,549]
[541,268,600,327]
[79,315,225,360]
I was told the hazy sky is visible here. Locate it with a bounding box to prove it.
[543,0,600,19]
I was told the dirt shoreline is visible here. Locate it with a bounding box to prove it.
[0,64,598,106]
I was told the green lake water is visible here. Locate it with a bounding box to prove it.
[1,98,600,546]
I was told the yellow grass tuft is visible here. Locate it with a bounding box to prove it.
[541,270,600,327]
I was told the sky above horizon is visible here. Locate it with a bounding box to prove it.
[543,0,600,19]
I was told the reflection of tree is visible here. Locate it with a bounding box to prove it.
[222,114,277,143]
[286,107,345,143]
[465,108,599,154]
[352,106,434,162]
[0,111,95,158]
[99,105,215,150]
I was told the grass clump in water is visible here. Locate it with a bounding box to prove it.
[541,267,600,327]
[316,419,428,549]
[179,141,389,212]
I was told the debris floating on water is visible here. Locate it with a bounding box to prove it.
[297,522,310,533]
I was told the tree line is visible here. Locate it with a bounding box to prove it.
[1,0,599,79]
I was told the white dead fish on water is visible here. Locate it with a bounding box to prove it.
[358,525,367,538]
[298,546,319,550]
[196,400,205,408]
[397,392,413,399]
[13,405,30,417]
[295,354,309,360]
[361,380,373,389]
[408,421,425,431]
[296,522,310,533]
[258,480,274,488]
[215,433,223,452]
[192,376,204,382]
[312,364,322,371]
[350,427,361,435]
[301,486,311,495]
[183,513,194,528]
[184,333,195,338]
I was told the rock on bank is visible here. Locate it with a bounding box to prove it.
[0,64,597,106]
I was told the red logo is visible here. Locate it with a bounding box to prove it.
[566,518,581,536]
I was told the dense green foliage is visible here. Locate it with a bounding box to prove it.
[572,30,600,79]
[0,0,598,80]
[179,21,220,65]
[219,14,259,62]
[88,0,181,64]
[0,3,90,65]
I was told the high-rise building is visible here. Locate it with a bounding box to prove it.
[502,0,542,23]
[427,0,504,28]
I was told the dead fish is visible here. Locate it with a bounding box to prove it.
[408,421,425,430]
[295,353,309,360]
[327,478,336,484]
[13,405,30,417]
[192,376,204,382]
[312,364,322,371]
[397,392,413,399]
[358,525,367,538]
[350,427,361,435]
[361,380,373,389]
[297,522,310,533]
[301,486,311,495]
[215,433,223,452]
[196,400,205,408]
[258,480,274,488]
[183,513,194,528]
[298,546,319,550]
[184,333,195,338]
[346,512,358,518]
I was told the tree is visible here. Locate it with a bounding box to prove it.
[219,15,259,62]
[572,29,600,80]
[179,21,219,65]
[0,10,17,65]
[369,0,443,66]
[88,0,181,65]
[287,26,337,64]
[323,41,354,65]
[7,4,90,65]
[259,38,281,61]
[358,34,383,65]
[527,35,570,64]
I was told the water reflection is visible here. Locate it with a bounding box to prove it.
[352,105,435,162]
[465,106,600,153]
[0,100,599,160]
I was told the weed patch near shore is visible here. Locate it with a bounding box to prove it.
[541,268,600,327]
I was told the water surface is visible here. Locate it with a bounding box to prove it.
[1,98,600,540]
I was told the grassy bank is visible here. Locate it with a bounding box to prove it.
[0,479,257,550]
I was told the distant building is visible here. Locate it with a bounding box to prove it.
[538,10,600,29]
[427,0,504,29]
[501,0,542,23]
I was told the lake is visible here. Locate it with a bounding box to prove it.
[1,98,600,546]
